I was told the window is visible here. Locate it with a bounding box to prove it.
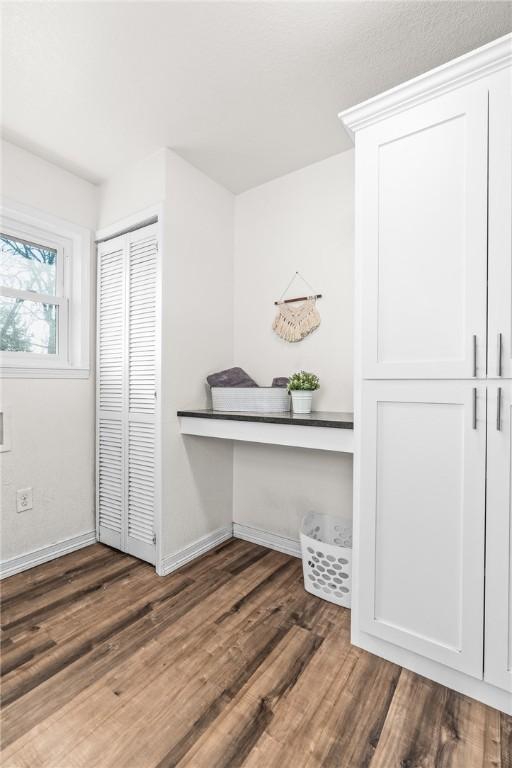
[0,200,91,377]
[1,234,63,356]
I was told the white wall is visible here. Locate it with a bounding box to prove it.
[233,151,354,542]
[1,139,351,569]
[161,150,234,558]
[97,148,167,229]
[1,140,97,563]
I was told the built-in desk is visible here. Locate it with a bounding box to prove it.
[177,410,354,453]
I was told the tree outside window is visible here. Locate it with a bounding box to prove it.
[0,234,59,354]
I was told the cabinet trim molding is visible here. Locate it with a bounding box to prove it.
[339,33,512,138]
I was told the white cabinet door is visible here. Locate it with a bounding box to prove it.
[357,83,488,379]
[488,70,512,379]
[358,380,486,677]
[485,382,512,692]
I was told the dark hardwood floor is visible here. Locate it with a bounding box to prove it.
[0,540,510,767]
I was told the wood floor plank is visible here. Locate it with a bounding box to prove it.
[1,556,300,765]
[0,545,112,602]
[1,628,56,677]
[0,548,291,751]
[63,622,311,768]
[1,557,142,631]
[173,538,259,582]
[1,631,218,768]
[369,669,503,768]
[0,573,200,746]
[0,550,131,613]
[0,561,156,693]
[155,591,346,767]
[175,624,325,768]
[39,558,160,643]
[1,541,510,768]
[2,612,265,768]
[238,614,399,768]
[502,713,512,768]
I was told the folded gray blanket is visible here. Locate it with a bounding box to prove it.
[272,377,289,388]
[207,367,258,388]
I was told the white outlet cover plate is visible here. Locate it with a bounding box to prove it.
[16,488,33,513]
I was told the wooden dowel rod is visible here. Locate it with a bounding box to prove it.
[274,294,322,306]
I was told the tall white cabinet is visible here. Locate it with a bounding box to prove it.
[96,223,160,566]
[341,35,512,714]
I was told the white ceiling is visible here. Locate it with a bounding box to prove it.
[2,2,511,193]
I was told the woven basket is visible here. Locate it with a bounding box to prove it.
[210,387,290,412]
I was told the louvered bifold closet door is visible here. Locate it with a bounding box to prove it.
[126,225,158,564]
[97,236,125,550]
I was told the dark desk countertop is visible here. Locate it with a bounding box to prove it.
[177,409,354,429]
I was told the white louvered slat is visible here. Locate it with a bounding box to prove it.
[99,246,124,412]
[129,234,157,414]
[128,421,155,546]
[98,419,123,536]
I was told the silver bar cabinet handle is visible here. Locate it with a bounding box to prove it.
[497,387,502,431]
[472,387,477,429]
[497,333,503,377]
[472,335,477,377]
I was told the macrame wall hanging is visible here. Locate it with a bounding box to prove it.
[272,271,322,343]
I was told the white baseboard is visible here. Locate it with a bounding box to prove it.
[233,522,301,558]
[0,530,97,580]
[158,525,233,576]
[1,523,300,580]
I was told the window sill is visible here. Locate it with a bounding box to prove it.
[0,365,90,379]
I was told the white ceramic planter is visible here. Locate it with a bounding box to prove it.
[291,390,314,414]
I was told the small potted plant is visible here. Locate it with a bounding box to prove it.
[287,371,320,414]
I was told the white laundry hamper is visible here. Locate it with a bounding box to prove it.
[300,511,352,608]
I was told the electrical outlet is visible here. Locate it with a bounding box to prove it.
[16,488,33,513]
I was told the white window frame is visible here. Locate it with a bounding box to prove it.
[1,224,68,364]
[0,198,91,378]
